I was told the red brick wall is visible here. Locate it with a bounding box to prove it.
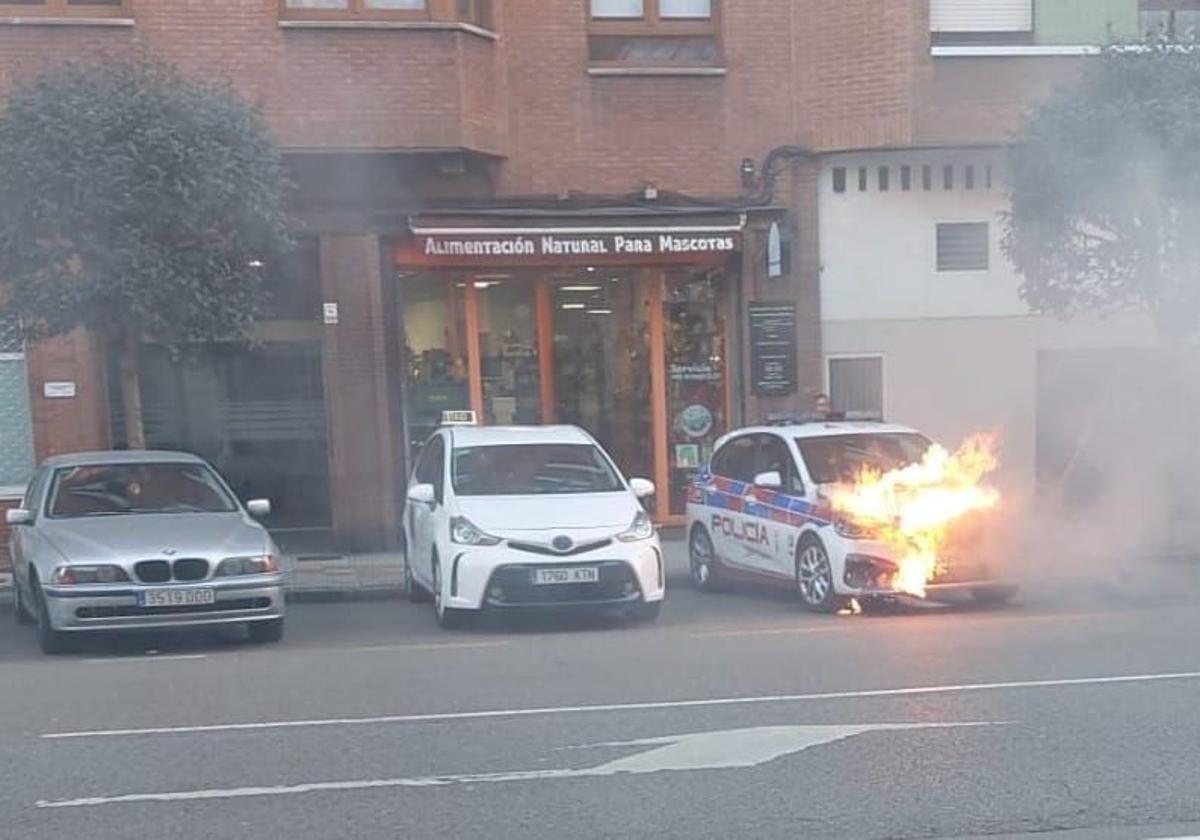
[319,234,400,551]
[0,2,505,155]
[0,1,940,193]
[25,330,111,460]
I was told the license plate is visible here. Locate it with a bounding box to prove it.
[139,589,216,608]
[533,567,599,585]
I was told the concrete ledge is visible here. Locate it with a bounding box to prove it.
[0,16,134,27]
[279,19,498,41]
[588,66,727,77]
[931,45,1100,58]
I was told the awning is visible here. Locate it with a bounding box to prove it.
[394,209,751,269]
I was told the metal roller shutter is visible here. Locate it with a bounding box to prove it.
[930,0,1032,32]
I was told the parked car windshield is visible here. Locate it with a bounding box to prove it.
[452,444,623,495]
[797,433,932,485]
[46,462,238,517]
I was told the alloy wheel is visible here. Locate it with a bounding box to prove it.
[690,530,714,587]
[797,544,833,606]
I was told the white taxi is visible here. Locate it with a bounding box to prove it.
[402,418,665,628]
[684,419,1015,612]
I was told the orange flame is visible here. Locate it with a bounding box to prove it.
[828,434,1001,598]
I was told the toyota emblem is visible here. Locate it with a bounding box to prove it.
[552,535,573,552]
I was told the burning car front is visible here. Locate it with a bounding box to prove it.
[827,510,1015,603]
[820,434,1017,604]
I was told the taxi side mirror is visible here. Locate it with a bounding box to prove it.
[5,508,32,526]
[629,478,656,499]
[408,483,436,505]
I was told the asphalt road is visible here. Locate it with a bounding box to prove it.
[4,569,1200,839]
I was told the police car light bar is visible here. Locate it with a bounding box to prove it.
[441,410,478,426]
[766,410,885,426]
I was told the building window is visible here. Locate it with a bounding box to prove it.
[965,164,976,190]
[0,0,130,16]
[281,0,428,21]
[943,164,954,190]
[901,165,912,191]
[832,167,847,194]
[929,0,1033,45]
[878,166,890,192]
[829,356,883,417]
[1141,1,1200,40]
[588,0,720,67]
[936,222,990,272]
[0,317,35,495]
[456,0,492,28]
[922,165,933,191]
[858,167,868,191]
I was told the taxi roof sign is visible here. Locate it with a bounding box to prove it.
[441,410,478,426]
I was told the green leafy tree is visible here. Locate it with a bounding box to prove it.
[0,58,291,448]
[1004,41,1200,342]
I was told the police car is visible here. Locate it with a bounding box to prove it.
[685,417,1015,612]
[403,413,665,628]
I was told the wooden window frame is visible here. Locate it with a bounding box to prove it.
[0,0,132,18]
[589,0,719,37]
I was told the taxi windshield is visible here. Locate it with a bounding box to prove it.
[452,444,623,496]
[796,433,931,485]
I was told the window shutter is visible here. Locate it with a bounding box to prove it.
[930,0,1032,32]
[829,358,883,417]
[936,222,990,272]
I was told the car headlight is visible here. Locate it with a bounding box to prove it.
[52,565,130,585]
[617,510,655,543]
[833,516,877,540]
[450,516,501,546]
[216,555,279,576]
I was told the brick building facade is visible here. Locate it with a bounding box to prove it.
[0,0,1092,562]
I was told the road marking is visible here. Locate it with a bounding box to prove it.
[691,626,850,638]
[690,611,1109,638]
[41,669,1200,741]
[82,654,209,665]
[347,641,510,653]
[36,722,999,809]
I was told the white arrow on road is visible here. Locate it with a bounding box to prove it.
[37,722,1002,809]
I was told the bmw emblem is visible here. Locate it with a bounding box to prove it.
[552,535,573,553]
[163,548,177,557]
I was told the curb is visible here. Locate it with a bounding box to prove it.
[285,586,405,603]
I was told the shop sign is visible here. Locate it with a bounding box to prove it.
[669,363,722,383]
[748,302,797,395]
[395,230,741,268]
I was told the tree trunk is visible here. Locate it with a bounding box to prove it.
[119,329,146,450]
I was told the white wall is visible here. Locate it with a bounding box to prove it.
[820,150,1027,323]
[818,148,1159,490]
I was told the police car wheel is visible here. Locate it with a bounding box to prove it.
[795,537,846,613]
[688,526,727,592]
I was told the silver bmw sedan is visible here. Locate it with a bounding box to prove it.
[8,450,285,654]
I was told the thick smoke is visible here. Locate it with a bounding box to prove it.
[992,348,1200,608]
